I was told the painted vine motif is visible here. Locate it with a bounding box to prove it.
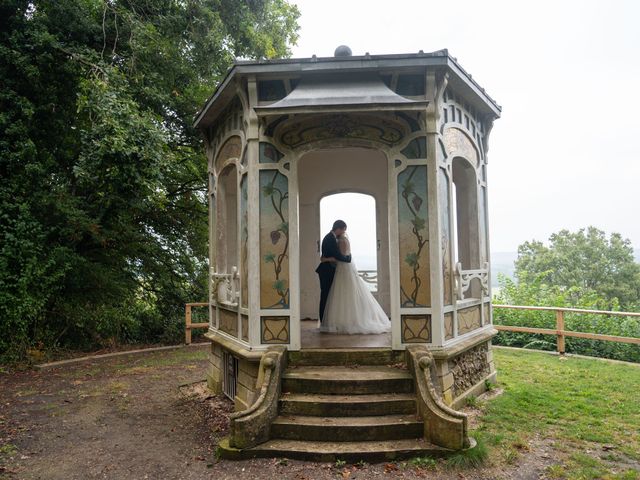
[398,165,430,307]
[259,170,289,308]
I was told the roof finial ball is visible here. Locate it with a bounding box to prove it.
[334,45,353,57]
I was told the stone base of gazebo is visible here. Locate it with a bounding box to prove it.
[429,329,498,409]
[206,328,497,460]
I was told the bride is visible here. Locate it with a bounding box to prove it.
[320,234,391,334]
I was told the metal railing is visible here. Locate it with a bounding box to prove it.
[358,269,378,292]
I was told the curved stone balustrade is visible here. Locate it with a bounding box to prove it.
[406,345,471,450]
[229,346,286,449]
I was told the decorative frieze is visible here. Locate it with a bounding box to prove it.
[277,113,409,149]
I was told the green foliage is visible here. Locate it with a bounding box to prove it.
[464,394,479,408]
[444,433,488,469]
[514,227,640,309]
[494,227,640,362]
[0,0,299,362]
[407,456,437,469]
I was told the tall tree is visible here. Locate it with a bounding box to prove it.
[513,226,640,309]
[0,0,299,361]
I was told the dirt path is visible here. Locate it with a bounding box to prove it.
[1,347,557,480]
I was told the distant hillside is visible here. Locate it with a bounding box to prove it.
[490,252,517,287]
[490,249,640,288]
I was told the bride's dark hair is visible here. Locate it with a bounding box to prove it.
[332,220,347,230]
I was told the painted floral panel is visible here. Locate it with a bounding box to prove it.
[398,165,430,307]
[259,170,289,309]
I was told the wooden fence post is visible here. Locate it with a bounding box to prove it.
[185,304,192,345]
[556,309,565,355]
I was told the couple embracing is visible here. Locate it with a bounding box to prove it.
[315,220,391,334]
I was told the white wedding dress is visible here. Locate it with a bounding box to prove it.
[321,236,391,334]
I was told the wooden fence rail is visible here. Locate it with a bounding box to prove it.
[184,303,640,351]
[185,302,209,344]
[492,304,640,354]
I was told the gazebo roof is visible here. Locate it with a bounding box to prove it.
[194,49,501,129]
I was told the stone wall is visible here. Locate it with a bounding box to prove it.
[234,357,260,410]
[205,340,262,411]
[450,343,490,397]
[429,330,497,409]
[206,342,224,394]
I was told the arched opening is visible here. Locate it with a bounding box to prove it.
[452,157,480,298]
[297,147,390,348]
[320,193,378,294]
[216,164,238,274]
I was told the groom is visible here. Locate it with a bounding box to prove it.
[315,220,352,323]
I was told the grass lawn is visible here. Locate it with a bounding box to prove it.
[477,348,640,479]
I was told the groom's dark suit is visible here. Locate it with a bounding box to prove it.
[315,231,351,322]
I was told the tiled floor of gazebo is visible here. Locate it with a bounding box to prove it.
[300,319,391,349]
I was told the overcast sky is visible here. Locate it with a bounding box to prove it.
[290,0,640,253]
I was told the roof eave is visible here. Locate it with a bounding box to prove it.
[193,52,501,129]
[254,101,429,117]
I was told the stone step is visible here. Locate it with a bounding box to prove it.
[282,366,414,395]
[219,438,450,462]
[270,414,423,442]
[279,393,416,417]
[288,348,405,366]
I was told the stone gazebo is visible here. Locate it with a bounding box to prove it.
[195,47,501,459]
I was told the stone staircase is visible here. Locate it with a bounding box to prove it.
[235,349,450,462]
